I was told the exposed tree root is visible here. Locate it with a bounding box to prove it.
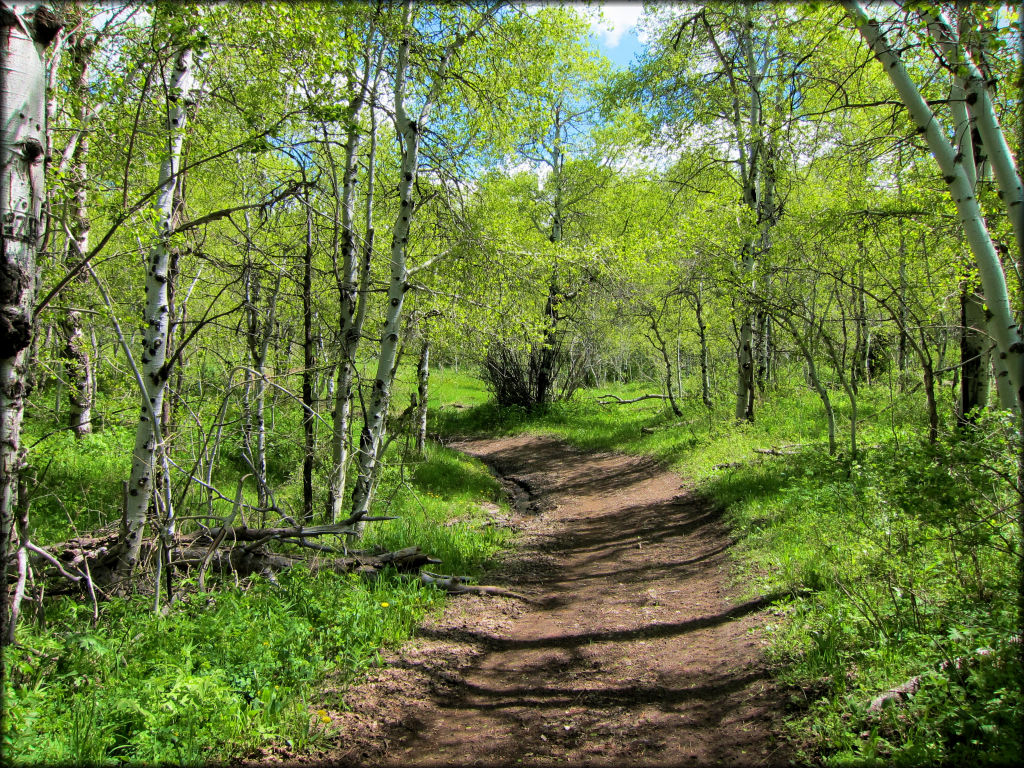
[417,571,537,603]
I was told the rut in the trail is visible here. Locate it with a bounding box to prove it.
[325,434,792,767]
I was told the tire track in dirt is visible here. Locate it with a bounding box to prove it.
[324,434,792,767]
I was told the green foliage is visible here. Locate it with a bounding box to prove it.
[22,424,133,544]
[2,569,444,765]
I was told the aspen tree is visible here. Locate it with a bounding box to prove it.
[328,15,381,524]
[117,33,197,577]
[349,1,499,529]
[842,1,1024,409]
[1,0,62,642]
[56,19,96,437]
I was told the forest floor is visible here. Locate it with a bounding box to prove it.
[284,434,794,767]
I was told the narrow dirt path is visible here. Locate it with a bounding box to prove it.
[326,434,792,767]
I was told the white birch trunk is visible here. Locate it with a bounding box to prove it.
[844,1,1024,411]
[2,1,60,641]
[415,336,429,454]
[61,34,94,437]
[350,9,418,526]
[328,111,367,523]
[243,266,279,510]
[118,44,195,575]
[922,8,1024,265]
[348,0,494,529]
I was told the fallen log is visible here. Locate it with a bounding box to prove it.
[21,534,441,591]
[183,544,441,579]
[183,520,395,546]
[20,526,533,613]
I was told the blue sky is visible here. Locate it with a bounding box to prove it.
[581,1,647,69]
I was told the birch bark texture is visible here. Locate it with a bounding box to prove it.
[118,41,196,576]
[700,10,772,423]
[60,31,96,437]
[349,2,421,528]
[842,1,1024,412]
[1,0,61,642]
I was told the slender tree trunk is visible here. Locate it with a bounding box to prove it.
[646,309,682,417]
[783,315,836,455]
[348,0,487,527]
[415,335,429,455]
[735,276,756,422]
[350,7,421,527]
[704,10,762,424]
[60,311,92,435]
[851,260,870,390]
[921,350,939,444]
[60,32,94,437]
[243,265,279,510]
[960,278,991,423]
[755,310,771,391]
[532,284,560,407]
[897,232,909,384]
[821,331,858,458]
[329,104,370,523]
[329,103,378,523]
[117,42,195,577]
[302,197,316,523]
[1,0,61,643]
[689,284,713,409]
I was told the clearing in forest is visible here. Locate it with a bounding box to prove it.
[318,434,793,766]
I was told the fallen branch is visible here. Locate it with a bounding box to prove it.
[21,532,440,591]
[868,636,1022,713]
[418,571,535,603]
[753,443,808,456]
[596,393,670,406]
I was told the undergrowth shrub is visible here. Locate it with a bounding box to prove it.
[715,413,1022,765]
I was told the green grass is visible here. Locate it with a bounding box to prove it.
[3,568,444,765]
[363,440,514,577]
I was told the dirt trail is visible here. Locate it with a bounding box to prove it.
[325,434,792,767]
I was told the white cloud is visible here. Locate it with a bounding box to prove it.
[582,1,645,49]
